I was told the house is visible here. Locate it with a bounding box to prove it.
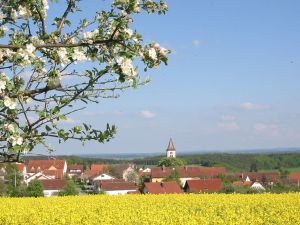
[15,163,27,176]
[113,164,137,181]
[143,181,183,194]
[24,172,54,184]
[97,181,138,195]
[85,164,108,180]
[151,166,226,186]
[142,168,151,173]
[93,173,115,181]
[183,179,223,193]
[250,182,266,191]
[232,180,253,187]
[288,173,300,186]
[27,159,67,179]
[40,179,67,197]
[67,164,84,177]
[235,172,279,184]
[90,164,107,173]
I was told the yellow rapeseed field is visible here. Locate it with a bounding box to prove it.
[0,193,300,225]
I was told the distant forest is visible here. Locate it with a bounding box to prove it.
[23,152,300,173]
[133,153,300,172]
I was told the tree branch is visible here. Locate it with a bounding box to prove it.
[34,4,46,36]
[0,39,118,50]
[57,0,75,35]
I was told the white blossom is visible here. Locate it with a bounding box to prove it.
[30,36,45,45]
[0,26,8,32]
[10,135,23,146]
[18,5,31,18]
[120,10,127,16]
[11,9,17,20]
[148,48,157,60]
[159,47,168,56]
[4,123,15,133]
[0,72,8,80]
[16,44,36,67]
[0,80,6,92]
[4,96,17,109]
[42,0,49,10]
[154,43,160,49]
[117,57,136,77]
[83,31,93,40]
[124,28,133,37]
[133,0,140,12]
[57,48,69,65]
[0,12,5,20]
[26,44,36,54]
[72,48,87,62]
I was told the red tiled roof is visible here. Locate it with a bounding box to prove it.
[99,179,125,183]
[100,182,136,191]
[185,179,223,193]
[90,164,107,172]
[151,166,226,179]
[232,180,253,187]
[161,181,183,194]
[40,179,67,190]
[144,182,165,194]
[15,163,25,173]
[27,160,66,173]
[144,181,183,194]
[236,172,280,182]
[288,173,300,181]
[67,164,84,175]
[43,169,64,179]
[67,164,83,172]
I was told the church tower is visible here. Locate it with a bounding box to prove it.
[166,138,176,158]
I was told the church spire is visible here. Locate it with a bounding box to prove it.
[166,138,176,158]
[166,138,176,151]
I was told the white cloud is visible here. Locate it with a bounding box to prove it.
[192,39,202,48]
[221,115,236,121]
[140,110,156,119]
[217,121,239,130]
[240,102,269,110]
[82,111,123,117]
[217,115,239,130]
[254,122,280,137]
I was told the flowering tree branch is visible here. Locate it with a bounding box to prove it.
[0,0,169,162]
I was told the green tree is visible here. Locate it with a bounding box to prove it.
[125,169,138,183]
[26,180,44,197]
[104,165,120,178]
[163,169,181,186]
[58,180,78,196]
[158,157,186,167]
[250,162,258,172]
[5,163,26,196]
[0,0,169,163]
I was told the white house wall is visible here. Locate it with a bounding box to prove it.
[104,189,136,195]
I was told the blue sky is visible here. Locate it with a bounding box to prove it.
[40,0,300,155]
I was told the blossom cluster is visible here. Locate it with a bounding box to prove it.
[0,0,169,157]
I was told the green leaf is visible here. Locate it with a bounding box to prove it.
[45,125,52,132]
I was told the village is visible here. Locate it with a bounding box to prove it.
[1,139,300,197]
